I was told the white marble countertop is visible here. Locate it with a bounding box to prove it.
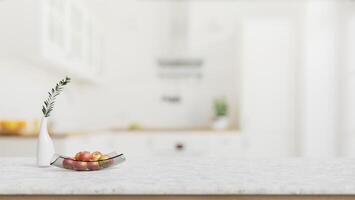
[1,156,355,195]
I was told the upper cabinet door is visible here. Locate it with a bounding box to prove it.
[41,0,104,81]
[241,18,296,157]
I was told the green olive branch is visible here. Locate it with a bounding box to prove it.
[42,76,71,117]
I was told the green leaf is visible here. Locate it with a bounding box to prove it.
[41,76,71,117]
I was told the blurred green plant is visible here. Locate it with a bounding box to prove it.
[214,97,228,117]
[129,122,142,131]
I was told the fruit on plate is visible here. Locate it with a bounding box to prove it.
[90,151,102,161]
[69,151,113,170]
[62,158,74,169]
[74,151,92,161]
[99,155,112,168]
[73,161,88,171]
[74,152,82,160]
[99,154,109,161]
[51,151,124,171]
[87,161,100,170]
[80,151,92,161]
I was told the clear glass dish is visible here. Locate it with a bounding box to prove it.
[50,152,125,171]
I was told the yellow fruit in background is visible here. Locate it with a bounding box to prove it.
[0,121,27,133]
[18,121,27,128]
[33,119,40,133]
[2,121,19,132]
[129,122,142,130]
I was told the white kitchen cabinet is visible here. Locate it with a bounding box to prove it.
[240,18,297,157]
[61,132,244,159]
[0,0,104,81]
[0,132,243,158]
[0,136,67,157]
[147,133,243,157]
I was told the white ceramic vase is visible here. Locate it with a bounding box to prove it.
[37,117,55,167]
[212,116,229,130]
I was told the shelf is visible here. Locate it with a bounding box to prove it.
[108,128,241,134]
[0,128,241,139]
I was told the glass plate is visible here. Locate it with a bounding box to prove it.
[50,152,126,171]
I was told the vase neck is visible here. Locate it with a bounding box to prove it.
[41,117,48,122]
[39,117,49,134]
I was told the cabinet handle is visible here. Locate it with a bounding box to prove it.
[175,142,184,151]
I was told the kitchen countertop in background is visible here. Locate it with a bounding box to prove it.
[1,156,355,195]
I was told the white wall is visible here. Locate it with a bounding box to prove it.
[300,0,340,157]
[87,0,241,129]
[240,18,297,157]
[0,0,241,131]
[340,1,355,157]
[3,0,355,158]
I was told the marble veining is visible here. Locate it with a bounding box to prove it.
[1,156,355,195]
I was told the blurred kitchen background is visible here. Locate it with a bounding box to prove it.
[0,0,353,158]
